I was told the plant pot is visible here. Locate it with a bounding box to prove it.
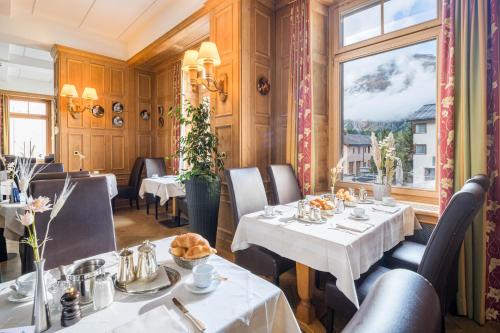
[185,176,221,247]
[372,183,391,201]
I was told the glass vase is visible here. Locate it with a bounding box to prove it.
[32,259,51,333]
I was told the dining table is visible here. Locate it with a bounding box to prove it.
[139,176,185,206]
[90,173,118,199]
[231,199,421,333]
[0,236,300,333]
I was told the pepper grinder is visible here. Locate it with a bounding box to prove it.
[60,288,82,327]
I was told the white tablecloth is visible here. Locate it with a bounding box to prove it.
[231,202,419,308]
[90,173,118,199]
[139,176,185,206]
[0,237,300,333]
[0,202,26,240]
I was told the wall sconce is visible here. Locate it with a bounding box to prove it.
[60,84,98,119]
[181,42,228,102]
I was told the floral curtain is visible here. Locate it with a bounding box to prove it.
[287,0,313,194]
[439,0,500,323]
[172,60,182,174]
[486,0,500,321]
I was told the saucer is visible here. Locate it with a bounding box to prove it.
[358,199,374,204]
[185,275,221,294]
[260,213,277,219]
[348,214,369,221]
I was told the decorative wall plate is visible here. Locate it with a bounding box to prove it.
[91,105,105,118]
[112,102,124,113]
[159,117,164,128]
[112,115,124,127]
[257,77,271,96]
[158,105,164,116]
[140,110,150,120]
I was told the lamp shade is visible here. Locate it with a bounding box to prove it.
[82,87,98,101]
[196,42,221,66]
[60,84,78,97]
[182,50,202,72]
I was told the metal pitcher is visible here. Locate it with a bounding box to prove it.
[136,240,158,282]
[116,248,135,286]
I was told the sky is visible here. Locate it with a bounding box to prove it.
[343,39,437,122]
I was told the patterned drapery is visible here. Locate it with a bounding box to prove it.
[288,0,313,194]
[0,95,4,155]
[172,60,182,174]
[485,0,500,321]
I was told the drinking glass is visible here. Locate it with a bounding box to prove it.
[48,280,70,313]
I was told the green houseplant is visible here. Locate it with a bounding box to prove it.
[170,98,224,246]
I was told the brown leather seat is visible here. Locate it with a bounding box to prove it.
[325,179,487,332]
[21,177,116,272]
[144,158,168,219]
[342,269,441,333]
[33,163,64,173]
[32,171,90,181]
[114,157,144,210]
[225,167,294,285]
[268,164,302,205]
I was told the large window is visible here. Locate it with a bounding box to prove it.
[333,0,441,198]
[8,98,51,158]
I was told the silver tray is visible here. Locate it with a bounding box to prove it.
[113,265,180,295]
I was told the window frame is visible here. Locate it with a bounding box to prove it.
[5,93,53,158]
[329,2,442,205]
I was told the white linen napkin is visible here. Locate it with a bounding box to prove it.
[111,306,188,333]
[336,220,371,233]
[125,267,171,293]
[372,205,400,214]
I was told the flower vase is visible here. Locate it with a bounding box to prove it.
[331,186,335,196]
[372,183,391,201]
[32,259,51,333]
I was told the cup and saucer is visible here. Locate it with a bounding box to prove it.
[185,264,221,294]
[381,197,397,207]
[260,205,277,219]
[6,271,56,303]
[349,207,369,221]
[151,174,159,179]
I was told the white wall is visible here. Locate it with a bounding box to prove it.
[413,121,436,187]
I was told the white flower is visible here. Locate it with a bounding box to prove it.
[27,196,52,213]
[17,211,34,226]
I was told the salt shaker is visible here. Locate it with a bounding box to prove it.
[311,207,321,221]
[335,198,345,214]
[92,273,114,310]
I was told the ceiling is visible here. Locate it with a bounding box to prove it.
[0,0,206,60]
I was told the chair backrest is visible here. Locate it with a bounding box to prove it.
[342,269,441,333]
[144,158,167,178]
[33,163,64,174]
[25,177,116,271]
[32,171,90,181]
[418,181,486,308]
[268,164,302,205]
[44,154,55,163]
[225,167,268,228]
[465,173,489,191]
[129,157,145,189]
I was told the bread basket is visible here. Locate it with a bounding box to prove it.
[169,249,210,269]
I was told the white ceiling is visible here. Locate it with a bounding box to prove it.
[0,41,54,95]
[0,0,206,60]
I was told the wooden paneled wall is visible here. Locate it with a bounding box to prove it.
[53,46,131,185]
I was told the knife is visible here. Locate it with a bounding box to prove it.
[172,297,206,332]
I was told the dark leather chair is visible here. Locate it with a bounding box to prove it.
[22,177,116,272]
[325,180,487,331]
[114,157,144,210]
[44,154,55,163]
[341,269,441,333]
[144,158,168,219]
[33,163,64,174]
[225,167,294,285]
[32,171,90,181]
[268,164,302,205]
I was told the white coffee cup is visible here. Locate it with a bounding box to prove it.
[192,264,215,289]
[353,207,365,217]
[264,205,274,217]
[152,174,159,178]
[382,197,396,206]
[12,272,37,297]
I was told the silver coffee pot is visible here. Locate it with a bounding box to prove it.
[116,248,135,286]
[136,240,158,281]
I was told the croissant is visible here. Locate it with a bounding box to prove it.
[171,233,216,260]
[171,233,209,249]
[184,245,216,259]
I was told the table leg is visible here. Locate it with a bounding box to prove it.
[0,231,7,262]
[296,263,326,333]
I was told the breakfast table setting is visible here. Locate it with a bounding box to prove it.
[231,189,421,332]
[0,235,301,333]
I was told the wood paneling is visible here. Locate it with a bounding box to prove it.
[111,135,125,170]
[90,134,106,171]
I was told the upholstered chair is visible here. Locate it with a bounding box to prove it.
[144,158,168,219]
[32,171,90,181]
[114,157,145,210]
[268,164,302,205]
[33,163,64,174]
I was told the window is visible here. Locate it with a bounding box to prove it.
[7,97,51,158]
[340,0,438,47]
[414,123,427,134]
[424,167,435,181]
[414,144,427,155]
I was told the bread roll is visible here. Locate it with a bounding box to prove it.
[170,233,216,259]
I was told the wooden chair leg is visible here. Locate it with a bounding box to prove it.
[155,198,159,220]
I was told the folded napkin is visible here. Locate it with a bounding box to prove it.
[373,205,400,214]
[111,306,188,333]
[336,220,371,233]
[125,267,170,293]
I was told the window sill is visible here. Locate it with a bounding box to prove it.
[398,200,439,225]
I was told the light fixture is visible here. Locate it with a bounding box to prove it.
[182,42,228,102]
[60,84,99,119]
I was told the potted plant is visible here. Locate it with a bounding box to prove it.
[170,98,224,247]
[370,132,399,200]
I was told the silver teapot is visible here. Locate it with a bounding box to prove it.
[116,248,135,286]
[136,240,158,281]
